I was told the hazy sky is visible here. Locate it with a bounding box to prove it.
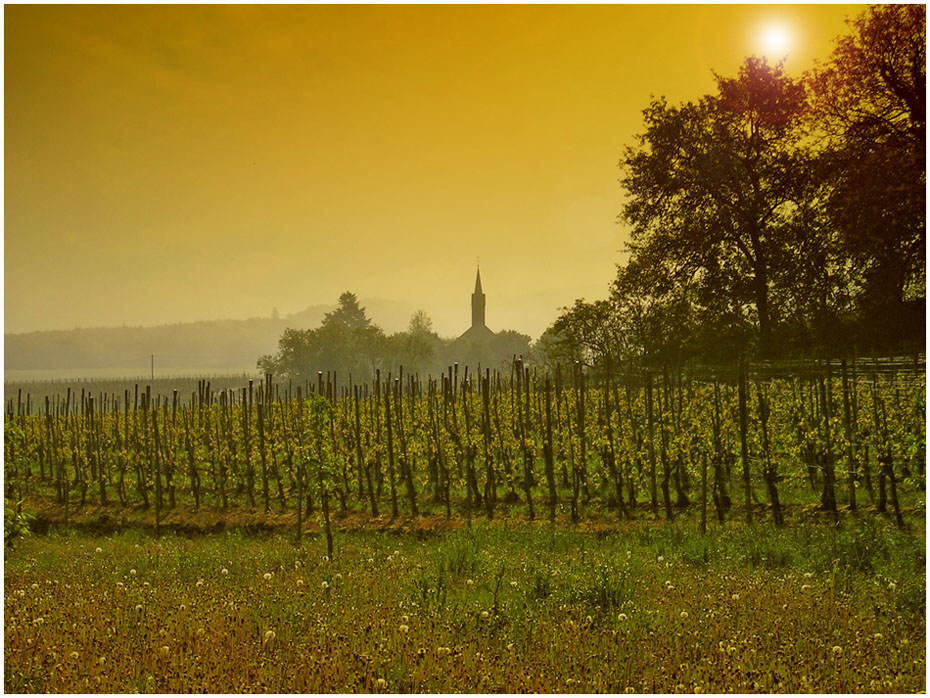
[6,4,863,339]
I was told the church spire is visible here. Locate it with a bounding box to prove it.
[471,266,486,328]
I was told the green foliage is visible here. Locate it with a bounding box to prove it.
[4,497,34,547]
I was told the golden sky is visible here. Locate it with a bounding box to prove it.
[5,4,863,338]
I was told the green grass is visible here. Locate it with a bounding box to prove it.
[4,515,925,693]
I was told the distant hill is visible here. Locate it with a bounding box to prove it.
[4,298,419,375]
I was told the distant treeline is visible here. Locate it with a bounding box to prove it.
[5,318,292,373]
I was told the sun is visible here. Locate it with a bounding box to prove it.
[760,23,792,57]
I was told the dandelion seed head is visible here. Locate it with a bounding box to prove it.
[221,568,228,575]
[801,584,811,592]
[480,611,490,620]
[95,547,103,554]
[70,651,80,659]
[399,624,409,633]
[731,593,740,601]
[618,613,628,621]
[263,573,273,581]
[321,581,329,590]
[376,678,387,689]
[832,645,843,655]
[159,645,169,657]
[129,569,136,576]
[680,611,688,619]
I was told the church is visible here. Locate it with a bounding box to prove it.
[457,268,495,344]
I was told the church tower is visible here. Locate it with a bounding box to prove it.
[471,267,486,328]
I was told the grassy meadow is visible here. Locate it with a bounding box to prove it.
[4,513,925,693]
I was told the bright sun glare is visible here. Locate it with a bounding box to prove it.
[761,24,792,56]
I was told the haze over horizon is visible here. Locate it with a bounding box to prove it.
[6,5,862,340]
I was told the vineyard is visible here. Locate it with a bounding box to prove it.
[4,359,926,693]
[5,358,925,538]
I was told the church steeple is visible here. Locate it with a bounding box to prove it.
[471,267,486,328]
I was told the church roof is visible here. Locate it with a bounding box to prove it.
[457,322,495,343]
[474,268,483,294]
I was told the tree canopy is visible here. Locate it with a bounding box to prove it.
[543,5,925,368]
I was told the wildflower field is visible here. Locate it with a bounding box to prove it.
[4,512,924,693]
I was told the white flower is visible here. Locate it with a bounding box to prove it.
[376,678,387,689]
[466,579,474,587]
[135,605,143,613]
[179,604,187,611]
[726,646,736,655]
[334,573,343,581]
[221,568,228,576]
[195,579,204,588]
[263,573,273,581]
[401,615,409,623]
[731,593,740,601]
[321,581,329,590]
[618,613,628,622]
[480,611,489,620]
[436,647,451,656]
[130,569,136,576]
[801,584,811,592]
[680,611,688,619]
[322,555,330,563]
[70,651,80,659]
[263,630,276,645]
[873,633,883,640]
[368,558,374,564]
[95,547,103,554]
[159,645,169,657]
[510,581,518,588]
[832,645,843,655]
[803,572,813,579]
[399,624,409,633]
[296,579,304,587]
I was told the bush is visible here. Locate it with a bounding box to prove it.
[4,497,35,548]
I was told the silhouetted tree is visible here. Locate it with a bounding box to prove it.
[808,4,926,347]
[620,57,811,357]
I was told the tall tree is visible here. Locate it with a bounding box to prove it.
[619,57,809,357]
[808,4,926,346]
[322,292,371,329]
